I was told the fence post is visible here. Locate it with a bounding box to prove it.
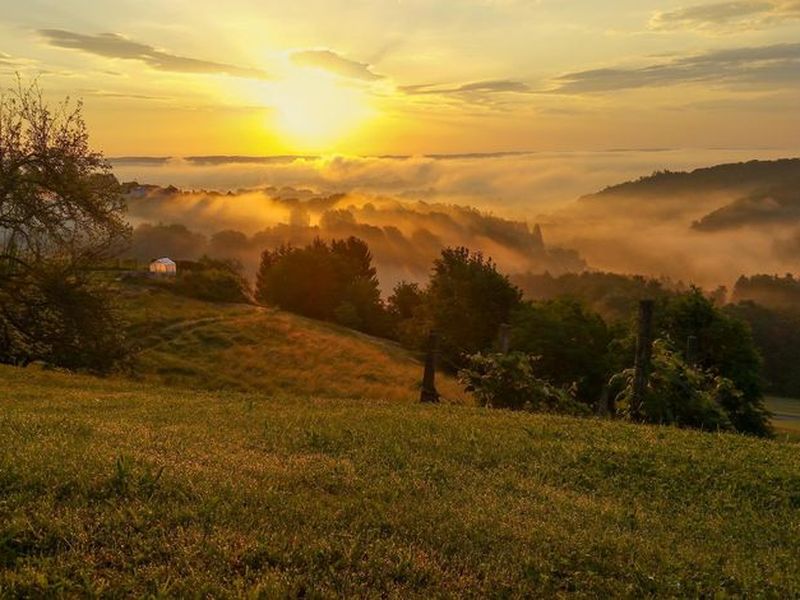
[631,299,655,420]
[498,323,511,354]
[686,335,699,367]
[596,385,610,417]
[420,330,440,404]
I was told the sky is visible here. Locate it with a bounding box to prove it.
[1,0,799,156]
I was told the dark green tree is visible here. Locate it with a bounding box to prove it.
[255,237,388,336]
[386,281,428,346]
[510,299,614,407]
[426,247,522,369]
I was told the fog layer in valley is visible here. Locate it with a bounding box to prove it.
[115,149,800,290]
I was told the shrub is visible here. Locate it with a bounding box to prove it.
[458,352,589,415]
[657,288,770,435]
[173,257,250,303]
[609,340,768,434]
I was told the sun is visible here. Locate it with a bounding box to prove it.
[265,69,375,151]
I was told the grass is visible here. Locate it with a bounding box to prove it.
[1,365,799,596]
[116,283,466,403]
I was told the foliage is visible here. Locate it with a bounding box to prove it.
[387,281,424,322]
[425,247,522,369]
[0,80,130,372]
[0,267,128,373]
[611,341,735,432]
[255,237,388,336]
[126,222,207,262]
[386,281,429,349]
[172,256,251,303]
[727,301,800,398]
[2,364,799,597]
[732,273,800,311]
[656,288,770,435]
[458,351,588,414]
[510,299,615,407]
[512,271,677,321]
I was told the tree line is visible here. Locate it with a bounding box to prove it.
[254,238,771,436]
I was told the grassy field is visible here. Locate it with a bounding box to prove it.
[116,283,466,403]
[1,365,799,597]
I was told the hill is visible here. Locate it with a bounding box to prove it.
[583,158,800,204]
[1,365,799,596]
[692,183,800,231]
[576,158,800,232]
[116,282,466,403]
[547,158,800,284]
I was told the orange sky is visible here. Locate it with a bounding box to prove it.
[2,0,799,155]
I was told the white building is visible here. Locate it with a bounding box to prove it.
[149,257,177,276]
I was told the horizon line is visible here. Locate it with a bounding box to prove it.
[107,146,800,165]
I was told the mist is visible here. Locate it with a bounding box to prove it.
[124,184,585,290]
[115,149,800,291]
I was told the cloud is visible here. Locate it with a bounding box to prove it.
[38,29,269,79]
[77,88,168,101]
[0,52,21,67]
[650,0,800,31]
[553,42,800,93]
[290,49,382,81]
[400,79,532,97]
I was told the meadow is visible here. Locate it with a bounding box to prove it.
[117,283,466,403]
[1,364,799,597]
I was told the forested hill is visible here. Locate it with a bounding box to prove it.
[580,158,800,202]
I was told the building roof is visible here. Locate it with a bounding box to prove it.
[150,257,176,266]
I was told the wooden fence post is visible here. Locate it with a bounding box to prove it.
[631,299,655,420]
[498,323,511,354]
[420,330,440,403]
[686,335,699,367]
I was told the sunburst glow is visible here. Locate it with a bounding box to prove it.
[262,69,374,150]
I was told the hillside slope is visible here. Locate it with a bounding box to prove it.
[583,158,800,203]
[117,283,466,403]
[1,365,799,596]
[575,158,800,230]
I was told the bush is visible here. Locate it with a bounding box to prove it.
[458,352,589,415]
[609,340,769,434]
[173,257,250,303]
[657,288,770,435]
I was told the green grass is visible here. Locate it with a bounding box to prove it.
[116,283,466,403]
[2,365,799,597]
